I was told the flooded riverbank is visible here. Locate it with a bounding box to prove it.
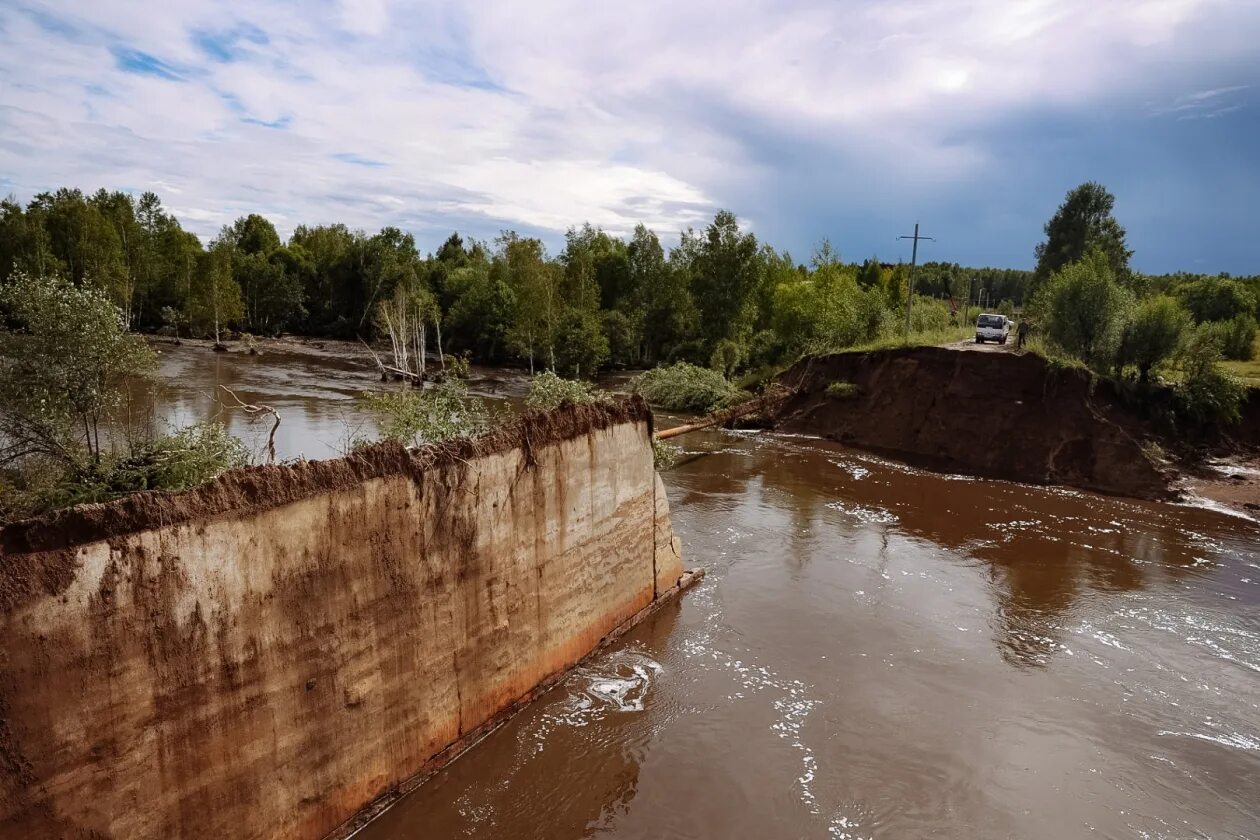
[149,347,1259,839]
[352,429,1258,839]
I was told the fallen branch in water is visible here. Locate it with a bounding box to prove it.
[359,337,422,383]
[218,385,281,465]
[654,386,793,441]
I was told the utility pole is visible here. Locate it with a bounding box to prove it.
[899,222,935,342]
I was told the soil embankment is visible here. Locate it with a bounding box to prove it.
[0,398,691,840]
[770,346,1254,502]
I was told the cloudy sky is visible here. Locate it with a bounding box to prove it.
[2,0,1257,273]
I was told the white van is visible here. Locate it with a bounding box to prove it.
[975,313,1009,344]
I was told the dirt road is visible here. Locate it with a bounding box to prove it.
[944,337,1021,353]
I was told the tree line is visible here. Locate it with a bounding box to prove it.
[2,185,1256,380]
[1025,181,1259,428]
[1,188,1032,377]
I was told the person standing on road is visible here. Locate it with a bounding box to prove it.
[1016,319,1031,350]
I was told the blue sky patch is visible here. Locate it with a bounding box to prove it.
[192,24,268,63]
[332,152,387,168]
[111,47,185,81]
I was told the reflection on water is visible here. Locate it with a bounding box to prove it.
[357,430,1259,840]
[149,348,1260,839]
[143,343,538,460]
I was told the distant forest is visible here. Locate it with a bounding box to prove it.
[1,187,1255,376]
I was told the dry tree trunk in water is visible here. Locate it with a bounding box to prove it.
[219,385,281,464]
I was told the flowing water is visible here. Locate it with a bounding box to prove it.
[154,345,1260,840]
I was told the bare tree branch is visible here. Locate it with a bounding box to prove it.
[217,385,281,465]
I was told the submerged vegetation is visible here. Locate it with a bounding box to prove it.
[634,363,745,413]
[356,359,491,449]
[525,370,606,410]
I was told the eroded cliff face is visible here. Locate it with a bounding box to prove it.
[0,398,686,840]
[774,348,1174,500]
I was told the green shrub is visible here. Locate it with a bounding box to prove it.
[1036,248,1133,371]
[1207,314,1258,361]
[136,423,250,490]
[825,381,862,400]
[525,371,605,410]
[0,422,249,523]
[907,295,952,333]
[1117,295,1190,381]
[1173,325,1247,427]
[634,362,744,413]
[1176,277,1256,323]
[709,338,745,378]
[359,377,490,446]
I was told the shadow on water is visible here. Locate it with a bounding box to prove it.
[359,602,683,840]
[676,430,1249,669]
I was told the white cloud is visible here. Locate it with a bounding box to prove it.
[1,0,1255,247]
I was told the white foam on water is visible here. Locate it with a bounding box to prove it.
[679,574,833,823]
[1155,729,1260,752]
[828,458,871,481]
[825,501,899,525]
[525,649,663,755]
[829,812,873,839]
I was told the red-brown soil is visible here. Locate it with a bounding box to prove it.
[770,347,1255,502]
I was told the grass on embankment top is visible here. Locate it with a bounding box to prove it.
[840,325,974,355]
[1220,336,1260,386]
[736,325,975,390]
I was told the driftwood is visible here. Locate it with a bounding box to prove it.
[655,387,793,441]
[360,338,423,383]
[218,385,281,464]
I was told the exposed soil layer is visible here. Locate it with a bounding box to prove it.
[772,347,1191,500]
[0,395,678,840]
[0,396,651,558]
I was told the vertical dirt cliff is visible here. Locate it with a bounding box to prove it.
[773,347,1175,499]
[0,398,688,840]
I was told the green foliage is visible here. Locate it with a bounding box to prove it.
[9,182,1254,391]
[997,298,1016,318]
[121,423,250,492]
[359,377,490,446]
[525,371,604,410]
[907,295,952,333]
[601,309,638,367]
[709,339,745,378]
[1033,181,1132,288]
[825,381,861,399]
[1176,277,1256,324]
[688,210,762,356]
[1117,295,1190,381]
[553,305,609,377]
[1172,325,1247,427]
[768,246,891,357]
[1201,314,1258,361]
[188,242,244,342]
[1036,249,1133,371]
[0,272,156,465]
[634,362,744,413]
[0,422,247,523]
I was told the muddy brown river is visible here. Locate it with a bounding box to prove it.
[154,344,1260,840]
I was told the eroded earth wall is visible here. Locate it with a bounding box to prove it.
[0,398,683,840]
[774,347,1175,499]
